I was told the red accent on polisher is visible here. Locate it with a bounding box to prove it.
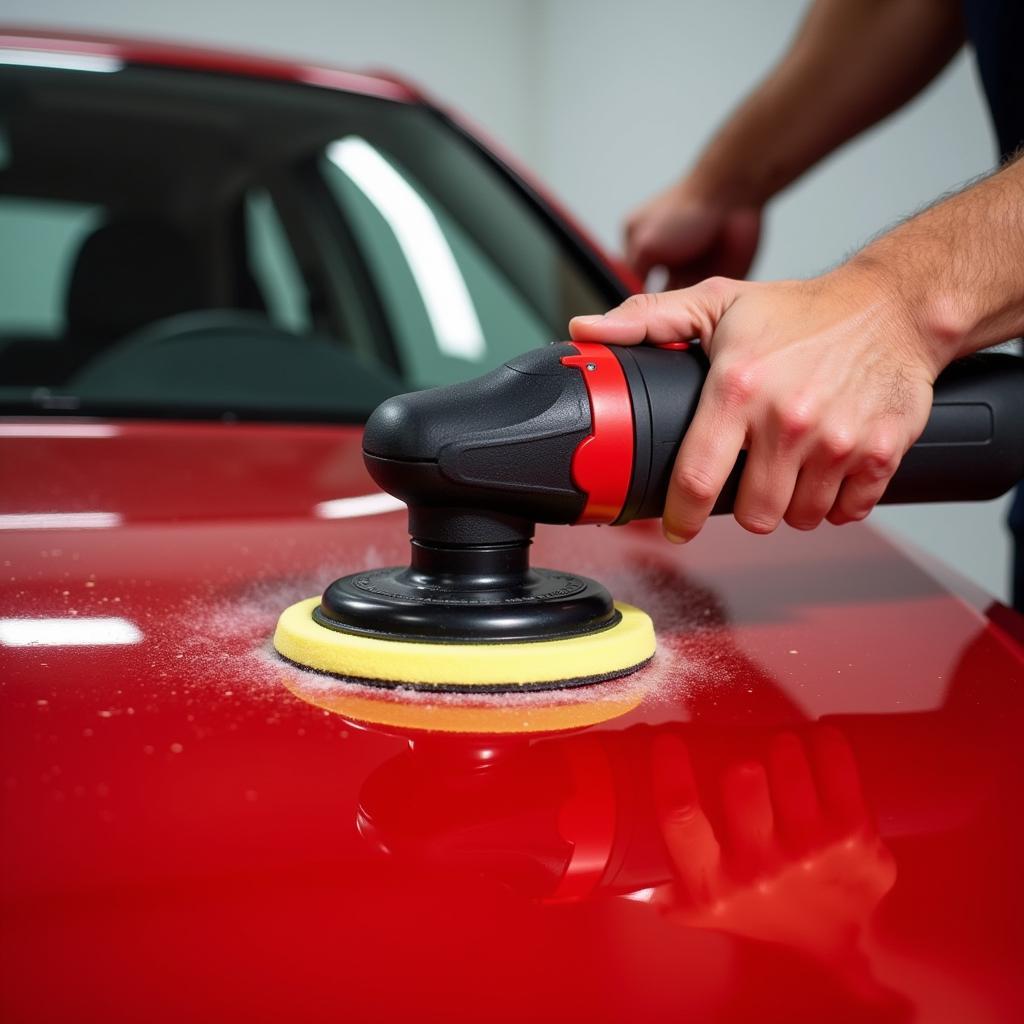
[561,342,635,524]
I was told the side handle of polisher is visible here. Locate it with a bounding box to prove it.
[619,347,1024,520]
[876,353,1024,504]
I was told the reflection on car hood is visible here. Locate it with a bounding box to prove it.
[3,419,1024,1022]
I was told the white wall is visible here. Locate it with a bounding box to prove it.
[7,0,1015,600]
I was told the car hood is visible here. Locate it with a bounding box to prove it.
[3,419,1024,1022]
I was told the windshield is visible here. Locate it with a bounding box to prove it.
[0,58,618,422]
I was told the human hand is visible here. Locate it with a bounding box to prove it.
[569,270,937,542]
[624,177,761,288]
[649,727,896,960]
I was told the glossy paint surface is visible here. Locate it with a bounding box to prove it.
[3,418,1024,1023]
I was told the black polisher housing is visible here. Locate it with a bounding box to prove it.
[319,343,610,643]
[316,342,1024,645]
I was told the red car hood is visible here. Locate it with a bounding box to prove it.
[3,419,1024,1022]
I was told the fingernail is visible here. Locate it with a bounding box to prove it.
[572,314,606,326]
[665,530,687,544]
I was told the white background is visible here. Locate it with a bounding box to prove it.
[5,0,1012,599]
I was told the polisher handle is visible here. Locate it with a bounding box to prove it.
[876,353,1024,504]
[619,347,1024,522]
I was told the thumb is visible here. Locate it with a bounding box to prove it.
[568,278,739,346]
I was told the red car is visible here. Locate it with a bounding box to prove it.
[2,28,1023,1023]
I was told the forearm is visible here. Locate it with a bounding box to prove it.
[692,0,964,206]
[842,153,1024,373]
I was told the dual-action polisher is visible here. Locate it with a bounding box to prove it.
[274,341,1024,692]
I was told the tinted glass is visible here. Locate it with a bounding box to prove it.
[0,60,616,421]
[0,197,103,335]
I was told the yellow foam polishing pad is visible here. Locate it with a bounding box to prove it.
[273,597,655,692]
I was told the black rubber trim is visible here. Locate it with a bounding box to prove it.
[275,651,654,694]
[311,601,623,644]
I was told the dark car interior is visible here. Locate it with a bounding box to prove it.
[0,59,611,420]
[3,217,212,383]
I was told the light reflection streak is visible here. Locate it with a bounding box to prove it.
[0,424,120,438]
[0,512,122,530]
[327,136,485,362]
[313,494,405,519]
[0,617,142,647]
[0,50,124,73]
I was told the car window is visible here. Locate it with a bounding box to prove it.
[244,188,311,336]
[0,197,104,338]
[323,137,550,389]
[0,60,619,421]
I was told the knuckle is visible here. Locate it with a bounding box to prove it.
[861,441,899,480]
[702,275,731,297]
[674,464,718,504]
[775,402,815,445]
[715,361,759,408]
[820,427,855,463]
[622,291,657,314]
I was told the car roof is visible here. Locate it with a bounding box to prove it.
[0,25,420,102]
